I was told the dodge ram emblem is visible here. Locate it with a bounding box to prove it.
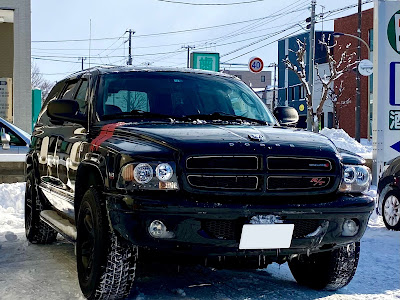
[248,134,263,142]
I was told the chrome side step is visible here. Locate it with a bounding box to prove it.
[40,210,77,242]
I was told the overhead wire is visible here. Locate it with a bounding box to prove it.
[155,0,266,5]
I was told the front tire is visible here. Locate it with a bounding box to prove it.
[76,188,137,300]
[25,170,57,244]
[382,190,400,231]
[288,242,360,291]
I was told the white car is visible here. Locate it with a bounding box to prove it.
[0,117,30,159]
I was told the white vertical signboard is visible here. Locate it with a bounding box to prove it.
[0,78,13,123]
[373,0,400,182]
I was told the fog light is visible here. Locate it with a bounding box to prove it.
[148,220,175,239]
[342,219,359,237]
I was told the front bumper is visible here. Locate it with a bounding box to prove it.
[106,192,374,258]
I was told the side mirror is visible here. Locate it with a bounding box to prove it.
[1,128,10,150]
[273,106,299,127]
[47,99,86,126]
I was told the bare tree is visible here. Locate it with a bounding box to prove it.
[283,35,358,132]
[31,63,53,101]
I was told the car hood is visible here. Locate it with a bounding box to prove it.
[114,123,338,158]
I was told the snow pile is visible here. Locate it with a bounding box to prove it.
[320,128,372,156]
[0,183,26,240]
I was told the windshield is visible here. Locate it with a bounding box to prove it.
[96,71,276,124]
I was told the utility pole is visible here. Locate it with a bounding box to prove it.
[126,29,135,65]
[182,45,195,68]
[79,57,86,70]
[355,0,362,142]
[307,0,316,131]
[272,63,277,109]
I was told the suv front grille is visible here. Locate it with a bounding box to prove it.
[184,155,337,194]
[186,155,259,170]
[202,219,322,240]
[187,175,259,190]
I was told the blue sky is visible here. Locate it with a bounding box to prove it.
[31,0,373,83]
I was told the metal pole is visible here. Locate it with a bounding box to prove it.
[182,45,195,68]
[273,63,277,109]
[126,29,134,65]
[355,0,362,142]
[187,47,190,68]
[307,0,316,131]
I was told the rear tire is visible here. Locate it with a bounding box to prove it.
[76,188,137,300]
[288,242,360,291]
[382,190,400,231]
[25,170,58,244]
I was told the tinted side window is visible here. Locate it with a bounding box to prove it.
[46,80,65,102]
[0,124,25,146]
[75,80,88,113]
[61,80,79,100]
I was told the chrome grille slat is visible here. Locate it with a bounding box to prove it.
[187,175,259,190]
[267,156,332,171]
[267,176,332,190]
[186,155,259,170]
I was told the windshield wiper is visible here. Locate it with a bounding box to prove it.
[183,112,270,125]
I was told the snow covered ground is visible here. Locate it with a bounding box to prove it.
[0,183,399,300]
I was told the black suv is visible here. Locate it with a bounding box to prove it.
[25,67,374,299]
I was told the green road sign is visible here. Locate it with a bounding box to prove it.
[190,52,220,72]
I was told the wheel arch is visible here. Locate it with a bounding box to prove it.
[75,162,105,221]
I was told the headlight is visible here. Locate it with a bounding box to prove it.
[134,163,153,184]
[118,161,179,191]
[156,163,173,181]
[339,164,371,193]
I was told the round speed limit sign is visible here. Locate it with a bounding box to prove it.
[248,57,264,73]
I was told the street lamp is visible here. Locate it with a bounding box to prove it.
[332,32,371,141]
[332,32,371,54]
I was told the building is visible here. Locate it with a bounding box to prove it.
[334,8,373,139]
[0,1,31,133]
[277,31,335,129]
[222,69,271,89]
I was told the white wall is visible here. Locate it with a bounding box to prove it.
[0,0,31,133]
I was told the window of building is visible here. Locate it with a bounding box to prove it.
[298,85,304,99]
[261,76,266,82]
[368,28,373,52]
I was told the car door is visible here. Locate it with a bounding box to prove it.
[37,76,89,220]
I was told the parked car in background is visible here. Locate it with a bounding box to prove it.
[0,117,30,157]
[377,156,400,230]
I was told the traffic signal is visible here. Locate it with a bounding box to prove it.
[306,17,311,30]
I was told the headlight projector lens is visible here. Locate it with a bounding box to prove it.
[134,163,153,184]
[343,166,356,184]
[156,163,173,181]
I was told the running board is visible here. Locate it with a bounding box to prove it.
[40,210,77,242]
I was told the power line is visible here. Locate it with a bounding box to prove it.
[31,8,308,43]
[155,0,265,5]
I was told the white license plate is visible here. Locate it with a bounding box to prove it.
[239,224,294,250]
